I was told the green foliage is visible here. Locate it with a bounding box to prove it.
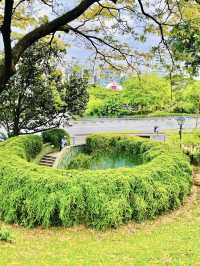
[97,97,124,117]
[170,20,200,75]
[68,153,92,169]
[1,135,43,161]
[165,130,200,165]
[0,134,191,230]
[85,85,122,117]
[0,227,12,242]
[88,85,120,100]
[86,75,200,117]
[86,75,171,117]
[0,40,66,136]
[122,74,171,114]
[85,96,104,116]
[42,129,70,148]
[64,71,89,116]
[0,43,89,136]
[174,81,200,113]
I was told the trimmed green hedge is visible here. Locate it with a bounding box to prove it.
[68,153,92,169]
[0,134,192,229]
[42,128,70,148]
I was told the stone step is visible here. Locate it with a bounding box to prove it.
[39,162,53,167]
[40,158,56,163]
[39,154,57,167]
[43,155,56,160]
[39,160,54,164]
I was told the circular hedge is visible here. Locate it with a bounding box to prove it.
[0,134,192,229]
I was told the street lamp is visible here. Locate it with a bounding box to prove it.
[176,116,185,147]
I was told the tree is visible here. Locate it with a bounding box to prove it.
[122,74,171,114]
[169,1,200,75]
[0,41,89,136]
[175,81,200,114]
[85,74,173,117]
[170,22,200,75]
[64,71,89,116]
[0,0,183,92]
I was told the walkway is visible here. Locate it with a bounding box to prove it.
[66,116,199,137]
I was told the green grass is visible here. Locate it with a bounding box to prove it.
[1,185,200,265]
[164,130,200,151]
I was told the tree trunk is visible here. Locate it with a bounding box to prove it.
[13,124,20,136]
[13,114,20,135]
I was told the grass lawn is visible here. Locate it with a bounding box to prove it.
[0,185,200,266]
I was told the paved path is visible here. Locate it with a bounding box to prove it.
[66,116,199,136]
[64,116,199,145]
[1,116,199,141]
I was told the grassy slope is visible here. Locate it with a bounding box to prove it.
[1,186,200,265]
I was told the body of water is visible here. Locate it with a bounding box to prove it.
[89,155,141,170]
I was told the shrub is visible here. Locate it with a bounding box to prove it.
[42,128,70,148]
[1,134,42,161]
[97,98,124,117]
[0,134,192,229]
[68,153,92,169]
[0,228,12,242]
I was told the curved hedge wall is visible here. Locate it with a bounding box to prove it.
[0,134,192,229]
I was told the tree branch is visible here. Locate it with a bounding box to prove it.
[0,0,118,92]
[137,0,175,65]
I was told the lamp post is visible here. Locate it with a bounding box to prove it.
[176,116,185,148]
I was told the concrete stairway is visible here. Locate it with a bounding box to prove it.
[39,154,57,167]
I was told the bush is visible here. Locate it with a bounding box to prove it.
[1,134,42,161]
[97,98,124,117]
[0,134,192,229]
[0,228,12,242]
[68,153,92,169]
[42,128,70,148]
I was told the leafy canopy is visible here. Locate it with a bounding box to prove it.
[0,39,89,135]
